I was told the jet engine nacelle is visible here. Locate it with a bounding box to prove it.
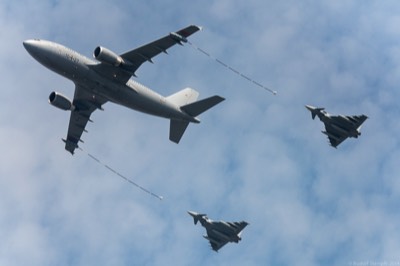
[93,46,124,66]
[49,91,74,111]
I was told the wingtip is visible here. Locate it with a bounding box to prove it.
[217,95,226,102]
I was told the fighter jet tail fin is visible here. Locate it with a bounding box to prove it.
[188,211,207,225]
[305,105,324,120]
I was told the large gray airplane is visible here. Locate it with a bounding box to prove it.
[305,105,368,148]
[188,211,248,252]
[23,25,224,154]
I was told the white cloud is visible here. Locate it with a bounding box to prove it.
[1,0,400,265]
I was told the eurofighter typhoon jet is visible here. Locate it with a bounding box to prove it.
[23,25,224,154]
[305,105,368,148]
[188,211,248,252]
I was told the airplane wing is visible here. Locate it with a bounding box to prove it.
[91,25,201,83]
[64,85,107,154]
[120,25,201,74]
[206,221,248,252]
[210,239,228,252]
[325,114,368,148]
[323,123,347,148]
[230,221,249,235]
[330,114,368,130]
[205,228,228,252]
[346,114,368,129]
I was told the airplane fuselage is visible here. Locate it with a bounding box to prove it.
[318,112,360,138]
[201,219,240,242]
[187,211,248,251]
[23,39,198,123]
[306,105,367,147]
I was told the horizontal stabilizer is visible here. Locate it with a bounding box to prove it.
[170,119,190,143]
[181,96,225,117]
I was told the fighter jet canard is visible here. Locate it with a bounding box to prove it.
[23,25,225,154]
[305,105,368,148]
[188,211,248,252]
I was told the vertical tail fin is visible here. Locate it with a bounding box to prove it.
[169,95,224,143]
[305,105,324,120]
[166,88,199,106]
[187,211,207,225]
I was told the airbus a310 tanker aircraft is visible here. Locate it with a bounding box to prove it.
[23,25,224,154]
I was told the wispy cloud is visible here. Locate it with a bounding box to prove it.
[1,0,400,265]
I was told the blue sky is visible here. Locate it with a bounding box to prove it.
[1,0,400,265]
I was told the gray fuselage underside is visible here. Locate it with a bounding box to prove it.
[29,40,197,122]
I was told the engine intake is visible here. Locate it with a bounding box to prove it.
[94,46,124,66]
[49,91,73,111]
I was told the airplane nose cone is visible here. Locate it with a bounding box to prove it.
[23,39,35,51]
[23,39,44,56]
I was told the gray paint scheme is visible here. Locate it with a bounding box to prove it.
[305,105,368,148]
[23,25,224,154]
[188,211,248,252]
